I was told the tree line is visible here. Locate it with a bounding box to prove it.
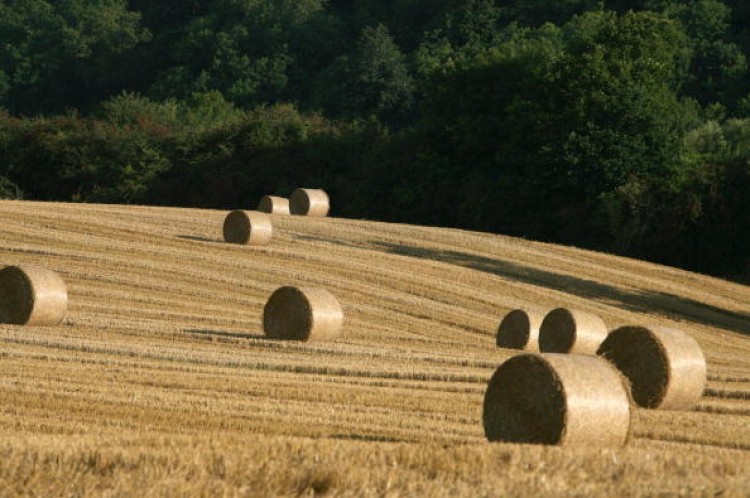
[1,0,750,279]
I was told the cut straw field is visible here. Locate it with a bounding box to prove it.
[0,200,749,496]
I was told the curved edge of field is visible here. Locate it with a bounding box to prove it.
[0,200,748,496]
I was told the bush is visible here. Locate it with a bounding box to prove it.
[0,113,170,203]
[0,176,22,199]
[99,91,245,134]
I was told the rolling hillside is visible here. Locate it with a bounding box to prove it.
[0,200,748,496]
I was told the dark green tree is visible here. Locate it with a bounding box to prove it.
[500,0,602,26]
[0,0,150,114]
[416,11,697,240]
[312,24,414,124]
[143,0,326,107]
[658,0,747,112]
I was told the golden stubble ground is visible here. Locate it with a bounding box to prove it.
[0,200,748,496]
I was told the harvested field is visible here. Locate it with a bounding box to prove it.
[0,200,748,496]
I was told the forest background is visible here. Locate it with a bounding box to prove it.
[1,0,749,279]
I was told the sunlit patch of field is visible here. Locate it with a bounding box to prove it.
[0,200,748,496]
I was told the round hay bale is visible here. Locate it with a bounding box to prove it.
[496,309,544,351]
[289,188,330,217]
[483,353,630,446]
[538,307,608,355]
[597,326,706,410]
[257,195,290,215]
[263,286,343,341]
[222,210,273,246]
[0,265,67,326]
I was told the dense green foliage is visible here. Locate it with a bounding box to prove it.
[1,0,750,278]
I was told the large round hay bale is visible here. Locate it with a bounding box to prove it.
[289,188,330,217]
[263,286,343,341]
[223,210,273,245]
[257,195,290,215]
[0,265,67,326]
[538,307,608,355]
[496,309,544,351]
[597,326,706,411]
[483,353,630,446]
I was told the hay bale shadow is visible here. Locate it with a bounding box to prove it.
[176,235,222,244]
[183,329,265,341]
[293,234,365,250]
[329,433,404,443]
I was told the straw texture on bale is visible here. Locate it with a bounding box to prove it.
[597,326,706,410]
[0,265,68,326]
[538,308,608,355]
[483,353,630,446]
[289,188,330,217]
[257,196,290,215]
[496,309,545,351]
[222,210,273,245]
[263,286,343,341]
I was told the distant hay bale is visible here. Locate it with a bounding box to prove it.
[597,326,706,410]
[289,188,330,217]
[263,286,343,341]
[496,309,544,351]
[222,210,273,245]
[257,195,290,215]
[0,265,67,326]
[538,307,608,355]
[483,353,630,446]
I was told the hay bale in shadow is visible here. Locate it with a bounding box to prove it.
[289,189,330,217]
[0,265,67,326]
[483,353,630,446]
[597,326,706,410]
[539,308,608,355]
[496,309,544,351]
[263,286,343,341]
[257,196,290,215]
[223,210,273,245]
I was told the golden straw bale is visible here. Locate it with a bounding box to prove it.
[496,309,545,351]
[289,188,330,217]
[538,307,608,355]
[257,196,290,215]
[263,286,343,341]
[483,353,630,446]
[0,265,67,326]
[597,326,706,411]
[222,210,273,245]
